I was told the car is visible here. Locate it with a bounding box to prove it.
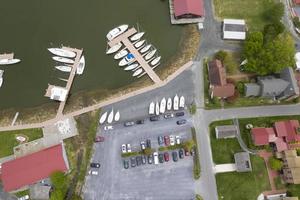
[136,156,142,166]
[185,149,190,156]
[164,135,170,146]
[150,116,159,121]
[90,163,100,168]
[148,154,153,164]
[142,155,147,164]
[153,152,159,164]
[146,139,151,148]
[179,149,184,159]
[123,160,129,169]
[140,141,146,150]
[104,125,113,130]
[126,144,132,153]
[95,136,104,142]
[88,170,98,175]
[176,119,187,125]
[170,135,175,146]
[164,152,169,162]
[164,113,174,119]
[172,151,178,162]
[130,157,136,167]
[136,119,145,124]
[124,121,135,127]
[175,112,185,117]
[121,144,127,153]
[158,153,164,163]
[158,136,164,146]
[18,195,29,200]
[175,135,181,144]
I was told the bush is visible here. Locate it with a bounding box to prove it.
[182,140,195,152]
[293,17,300,29]
[297,148,300,156]
[191,128,201,180]
[237,82,245,96]
[196,194,203,200]
[143,148,154,156]
[215,50,228,62]
[189,104,197,115]
[50,171,67,200]
[226,90,240,104]
[121,151,141,158]
[269,157,283,171]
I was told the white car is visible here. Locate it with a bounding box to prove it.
[89,170,98,175]
[175,136,181,144]
[153,152,159,165]
[18,195,29,200]
[104,125,113,131]
[170,135,175,146]
[127,144,132,153]
[121,144,127,153]
[140,141,146,150]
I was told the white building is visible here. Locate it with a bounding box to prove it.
[50,86,68,102]
[223,19,246,40]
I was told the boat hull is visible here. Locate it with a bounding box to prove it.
[76,56,85,75]
[140,44,151,54]
[55,66,71,72]
[114,49,128,60]
[130,32,145,41]
[0,59,21,65]
[132,68,143,76]
[106,43,122,54]
[52,56,74,64]
[106,24,129,41]
[48,48,76,58]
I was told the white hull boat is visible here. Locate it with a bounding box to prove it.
[149,102,155,115]
[107,109,114,124]
[173,94,179,110]
[134,40,145,49]
[145,49,157,61]
[114,111,120,122]
[155,102,160,116]
[48,48,76,58]
[140,44,151,54]
[0,77,2,88]
[114,49,128,60]
[99,112,108,124]
[179,96,185,108]
[106,24,129,41]
[132,68,143,77]
[55,65,71,72]
[0,70,3,88]
[124,63,139,71]
[0,59,21,65]
[150,56,161,66]
[52,56,74,64]
[106,42,122,54]
[119,53,135,66]
[167,98,172,110]
[130,32,145,41]
[160,98,166,114]
[77,56,85,75]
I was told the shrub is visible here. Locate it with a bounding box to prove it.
[237,82,245,96]
[143,148,154,156]
[121,151,141,158]
[269,157,283,171]
[293,17,300,29]
[195,194,203,200]
[189,104,197,115]
[215,50,228,62]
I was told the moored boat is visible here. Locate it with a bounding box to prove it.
[167,97,172,110]
[140,44,151,54]
[144,49,157,61]
[160,98,166,114]
[52,56,74,64]
[107,109,114,124]
[0,70,3,88]
[114,49,128,60]
[55,65,71,72]
[76,56,85,75]
[179,96,185,108]
[132,68,143,77]
[173,94,179,110]
[134,40,145,49]
[124,63,139,71]
[149,102,155,115]
[48,48,76,58]
[99,112,108,124]
[106,43,122,54]
[130,32,145,41]
[0,58,21,65]
[106,24,129,41]
[155,102,160,116]
[119,53,135,66]
[114,111,120,122]
[150,56,161,66]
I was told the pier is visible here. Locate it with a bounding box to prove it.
[0,53,14,60]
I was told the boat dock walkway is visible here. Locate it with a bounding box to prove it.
[0,53,14,60]
[108,28,162,84]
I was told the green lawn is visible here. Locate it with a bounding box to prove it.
[0,128,43,158]
[287,184,300,198]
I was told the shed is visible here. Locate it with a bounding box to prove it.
[245,83,260,97]
[234,152,252,172]
[173,0,204,18]
[223,19,246,40]
[215,125,238,139]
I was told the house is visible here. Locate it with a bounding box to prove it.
[215,125,238,139]
[294,0,300,5]
[282,150,300,184]
[222,19,246,40]
[173,0,204,19]
[29,184,51,200]
[208,59,235,98]
[1,144,69,192]
[234,152,252,172]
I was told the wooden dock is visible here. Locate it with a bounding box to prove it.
[0,53,14,60]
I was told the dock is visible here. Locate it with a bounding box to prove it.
[108,27,162,84]
[0,53,14,60]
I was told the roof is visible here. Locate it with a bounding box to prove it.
[50,86,68,102]
[234,152,252,172]
[1,144,68,192]
[208,59,227,86]
[223,19,246,40]
[258,77,289,97]
[223,19,246,25]
[174,0,204,17]
[245,83,260,97]
[215,125,238,139]
[274,137,288,152]
[251,127,275,146]
[212,84,235,98]
[29,184,51,200]
[274,120,300,142]
[280,67,300,97]
[294,0,300,4]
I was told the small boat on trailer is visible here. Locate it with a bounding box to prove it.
[173,94,179,110]
[114,111,120,122]
[155,102,160,116]
[149,102,155,115]
[160,98,166,114]
[179,96,185,108]
[107,109,114,124]
[167,98,172,110]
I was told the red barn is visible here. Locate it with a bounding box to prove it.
[174,0,204,19]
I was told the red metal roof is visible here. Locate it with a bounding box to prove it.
[212,84,235,98]
[1,144,68,192]
[251,128,272,146]
[174,0,204,17]
[294,0,300,4]
[208,59,227,86]
[274,120,300,142]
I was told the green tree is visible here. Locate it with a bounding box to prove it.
[264,2,284,23]
[183,140,195,152]
[263,22,284,42]
[50,171,66,190]
[50,189,64,200]
[215,50,228,62]
[143,148,153,156]
[269,157,283,171]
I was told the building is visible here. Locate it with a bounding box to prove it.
[44,85,68,102]
[208,59,235,98]
[29,184,51,200]
[222,19,246,40]
[282,150,300,184]
[294,0,300,5]
[215,125,238,139]
[173,0,204,19]
[1,144,69,192]
[234,152,252,172]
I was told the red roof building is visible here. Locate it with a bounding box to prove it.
[251,128,274,146]
[274,120,300,142]
[174,0,204,18]
[294,0,300,4]
[1,144,68,192]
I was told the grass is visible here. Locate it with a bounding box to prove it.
[121,151,142,158]
[274,176,286,190]
[158,144,183,151]
[191,127,201,180]
[195,194,203,200]
[14,189,30,198]
[216,156,271,200]
[0,128,43,158]
[287,184,300,198]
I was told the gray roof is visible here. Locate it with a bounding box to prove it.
[29,184,51,200]
[234,152,252,172]
[258,77,289,98]
[224,24,245,32]
[215,125,238,139]
[280,67,300,98]
[245,83,260,97]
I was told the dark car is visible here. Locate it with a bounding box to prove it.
[136,120,145,124]
[158,153,164,163]
[136,156,142,166]
[130,157,136,167]
[90,163,100,168]
[123,160,129,169]
[172,151,178,162]
[148,154,153,164]
[124,121,135,127]
[164,152,169,162]
[158,136,164,146]
[164,113,174,119]
[150,116,160,121]
[94,136,104,142]
[164,135,170,146]
[175,112,185,117]
[142,156,147,165]
[176,119,187,125]
[146,139,151,148]
[179,149,184,159]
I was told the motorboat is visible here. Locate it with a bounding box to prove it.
[99,112,108,124]
[150,56,161,66]
[106,42,122,54]
[159,98,166,114]
[114,49,128,60]
[144,49,157,61]
[114,111,120,122]
[149,102,155,115]
[119,53,135,66]
[106,24,129,41]
[52,56,74,64]
[77,56,85,75]
[134,40,145,49]
[155,102,160,116]
[107,109,114,124]
[0,70,3,88]
[124,63,139,71]
[130,32,145,41]
[132,68,143,77]
[179,96,185,108]
[48,48,76,58]
[173,94,179,110]
[55,65,71,72]
[167,97,172,110]
[0,58,21,65]
[140,44,151,54]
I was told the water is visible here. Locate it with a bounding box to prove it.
[0,0,183,110]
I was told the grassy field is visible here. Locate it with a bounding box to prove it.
[0,128,43,158]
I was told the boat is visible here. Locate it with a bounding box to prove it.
[77,56,85,75]
[134,40,145,49]
[114,49,128,60]
[106,24,129,41]
[140,44,151,54]
[124,63,139,71]
[0,70,3,88]
[119,53,135,66]
[179,96,185,108]
[173,94,179,110]
[145,49,157,61]
[159,98,166,114]
[52,56,74,64]
[55,65,71,72]
[155,102,160,116]
[107,109,114,124]
[58,78,68,82]
[130,32,145,41]
[150,56,161,66]
[167,98,172,110]
[99,112,108,124]
[0,58,21,65]
[114,111,120,122]
[132,68,143,77]
[48,48,76,58]
[149,102,155,115]
[106,43,122,54]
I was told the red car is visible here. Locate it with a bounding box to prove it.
[164,136,170,146]
[164,152,169,162]
[95,136,104,142]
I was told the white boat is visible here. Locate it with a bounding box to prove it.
[77,56,85,75]
[124,63,139,71]
[55,65,71,72]
[99,112,108,124]
[167,97,172,110]
[159,98,166,114]
[0,70,3,88]
[145,49,157,61]
[149,102,155,115]
[173,94,179,110]
[155,102,160,116]
[106,43,122,54]
[140,44,151,54]
[119,53,135,66]
[114,49,128,60]
[107,109,114,124]
[134,40,145,49]
[106,24,129,41]
[150,56,161,66]
[130,32,145,41]
[114,111,120,122]
[132,68,143,77]
[52,56,74,64]
[0,59,21,65]
[179,96,185,108]
[48,48,76,58]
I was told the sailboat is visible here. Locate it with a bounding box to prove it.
[106,42,122,54]
[159,98,166,114]
[173,94,179,110]
[167,98,172,111]
[99,112,108,124]
[114,111,120,122]
[149,102,155,115]
[179,96,185,108]
[155,102,160,116]
[107,109,114,124]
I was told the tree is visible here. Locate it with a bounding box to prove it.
[183,140,195,152]
[143,148,153,156]
[269,157,283,170]
[215,50,228,62]
[263,22,284,42]
[50,190,64,200]
[50,171,66,190]
[264,2,284,23]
